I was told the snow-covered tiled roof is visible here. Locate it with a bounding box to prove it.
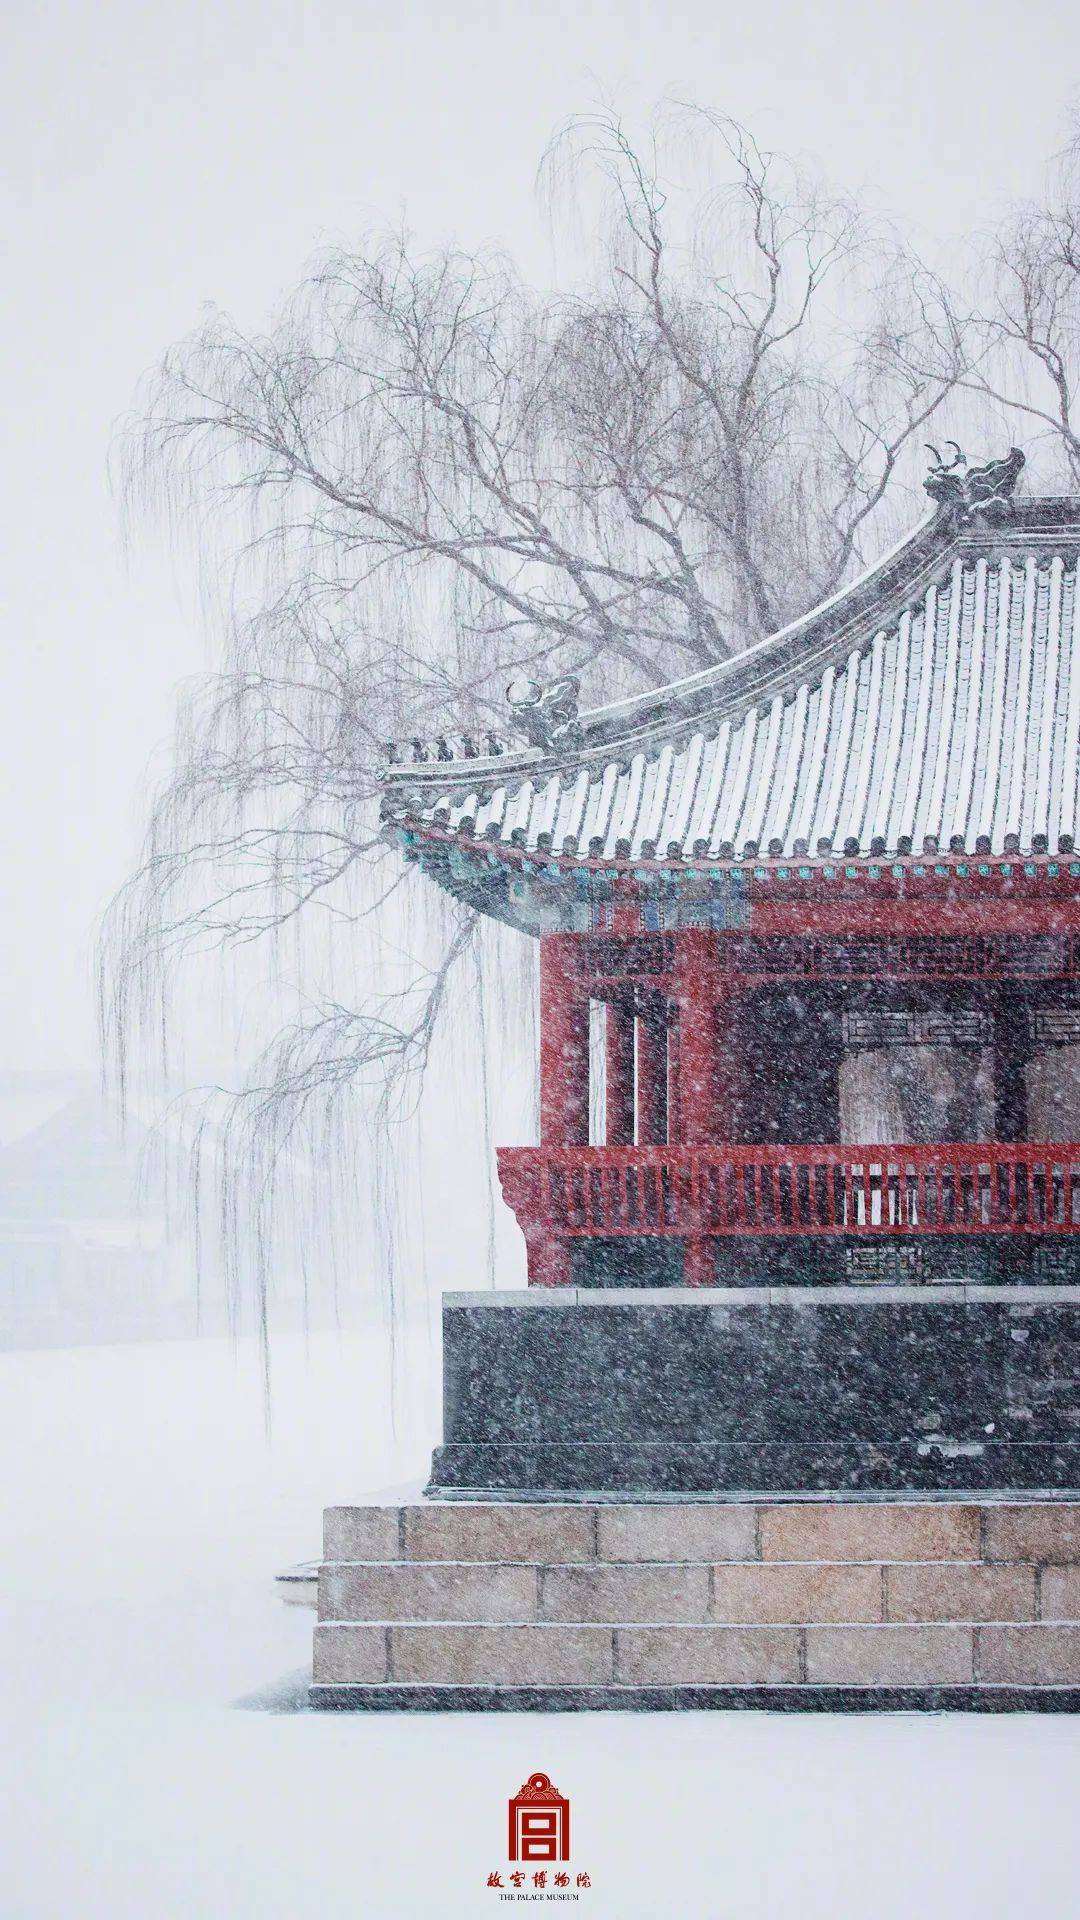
[381,497,1080,863]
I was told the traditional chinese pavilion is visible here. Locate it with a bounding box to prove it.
[379,454,1080,1495]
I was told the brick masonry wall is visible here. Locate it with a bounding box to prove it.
[313,1501,1080,1694]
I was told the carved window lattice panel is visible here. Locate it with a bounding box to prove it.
[846,1243,924,1282]
[842,1009,994,1048]
[580,935,675,979]
[716,934,1080,979]
[1030,1007,1080,1046]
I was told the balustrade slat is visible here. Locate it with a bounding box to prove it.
[790,1163,801,1228]
[606,1165,620,1231]
[704,1163,718,1232]
[549,1167,565,1230]
[660,1162,674,1230]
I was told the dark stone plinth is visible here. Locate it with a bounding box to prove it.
[427,1287,1080,1496]
[310,1683,1080,1714]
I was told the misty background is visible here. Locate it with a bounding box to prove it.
[4,10,1080,1918]
[5,0,1080,1349]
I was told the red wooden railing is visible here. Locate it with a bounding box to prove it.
[498,1143,1080,1242]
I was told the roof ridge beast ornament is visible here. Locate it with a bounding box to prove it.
[506,674,583,751]
[923,442,1025,522]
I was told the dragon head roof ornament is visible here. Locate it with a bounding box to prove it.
[505,675,583,751]
[924,442,1025,521]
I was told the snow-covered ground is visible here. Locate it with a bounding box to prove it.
[3,1331,1078,1919]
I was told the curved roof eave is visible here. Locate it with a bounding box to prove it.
[384,510,949,804]
[562,508,944,750]
[382,498,1080,856]
[382,499,1080,812]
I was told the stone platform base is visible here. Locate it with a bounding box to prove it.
[431,1288,1080,1495]
[311,1497,1080,1711]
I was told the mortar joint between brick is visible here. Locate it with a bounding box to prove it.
[972,1624,982,1684]
[397,1508,407,1560]
[385,1623,394,1683]
[753,1506,763,1561]
[978,1508,988,1564]
[797,1626,807,1684]
[612,1628,620,1685]
[591,1507,600,1561]
[537,1566,546,1620]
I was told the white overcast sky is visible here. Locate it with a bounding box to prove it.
[3,0,1079,1069]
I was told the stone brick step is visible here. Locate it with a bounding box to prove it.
[324,1501,1080,1568]
[318,1558,1079,1624]
[313,1620,1080,1689]
[314,1501,1080,1703]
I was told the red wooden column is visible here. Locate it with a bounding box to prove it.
[539,934,589,1146]
[674,930,734,1285]
[533,934,589,1285]
[675,931,722,1143]
[605,994,636,1146]
[667,1002,681,1143]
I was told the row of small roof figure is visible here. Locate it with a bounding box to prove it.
[384,729,511,764]
[383,675,582,765]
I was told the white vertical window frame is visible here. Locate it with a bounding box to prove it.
[588,999,607,1146]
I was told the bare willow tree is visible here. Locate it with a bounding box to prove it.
[953,118,1080,485]
[102,105,969,1312]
